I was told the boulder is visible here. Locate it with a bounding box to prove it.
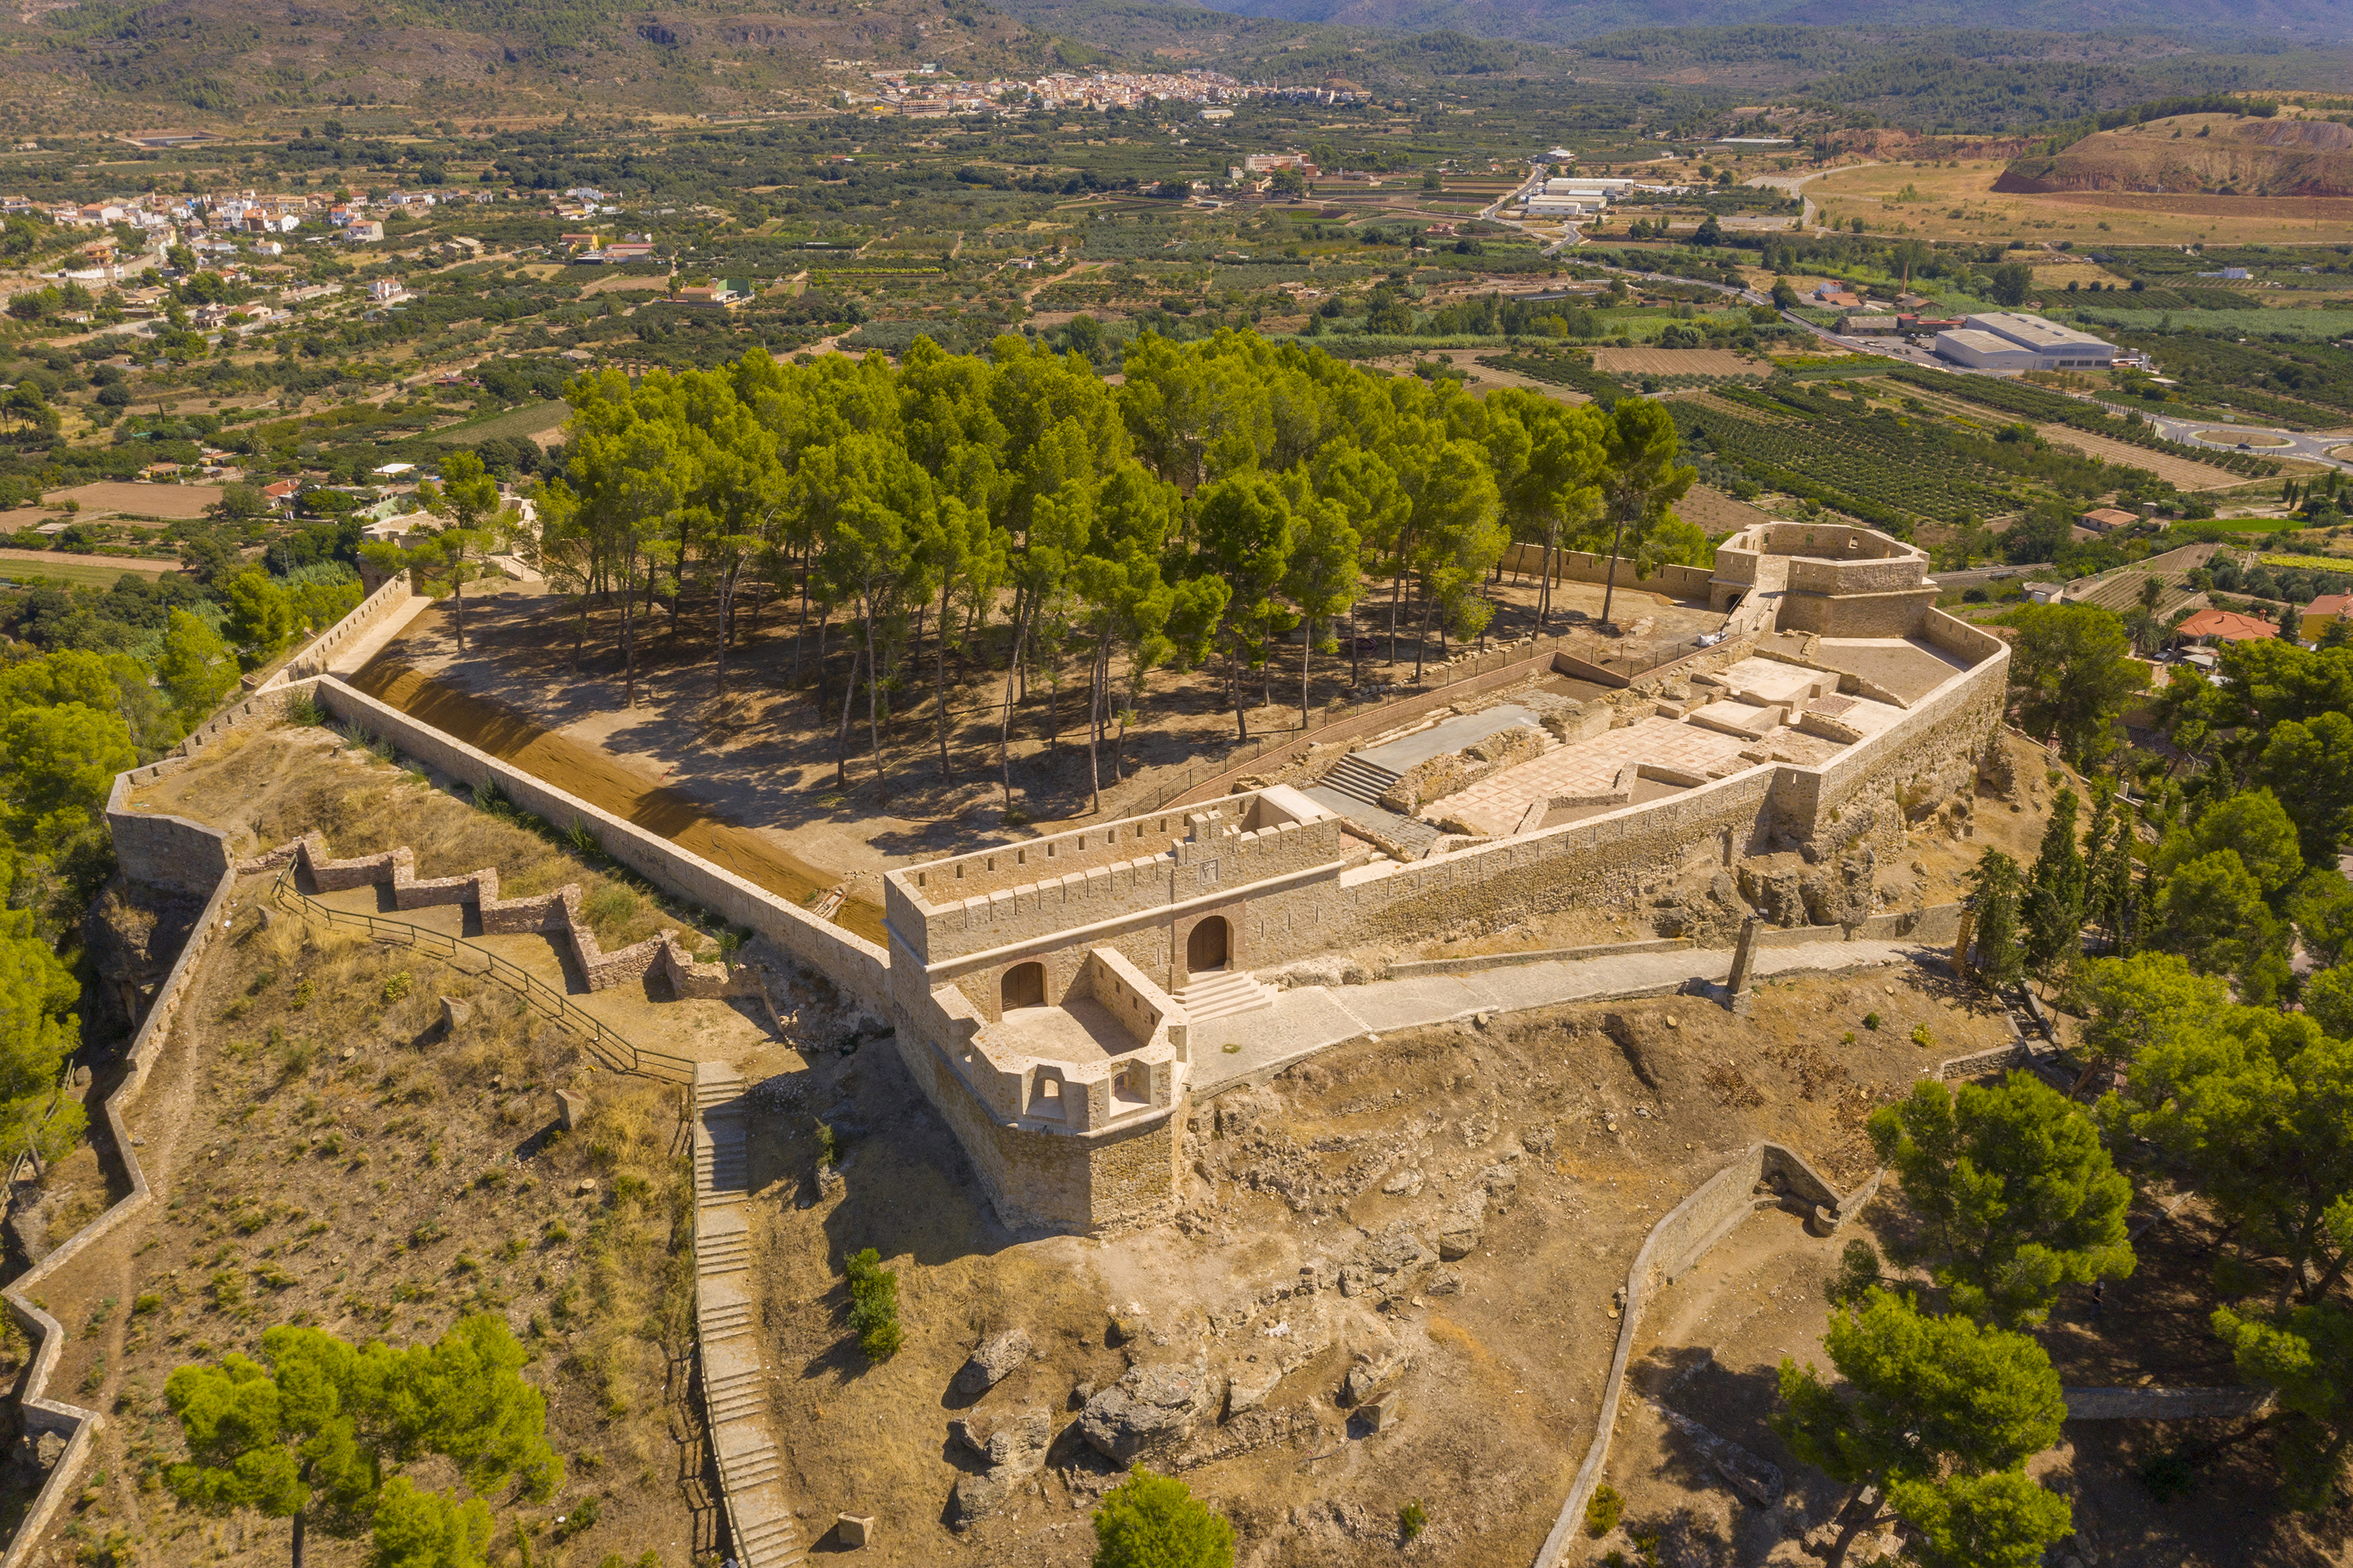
[16,1429,64,1472]
[1379,1167,1424,1197]
[1078,1362,1218,1462]
[1224,1365,1282,1417]
[555,1087,586,1132]
[1339,1346,1409,1407]
[439,995,471,1032]
[1435,1199,1486,1261]
[947,1409,1052,1529]
[954,1329,1032,1396]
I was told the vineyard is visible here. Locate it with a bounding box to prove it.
[1882,366,2283,478]
[1668,382,2168,536]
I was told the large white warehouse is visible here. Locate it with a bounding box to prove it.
[1932,312,2118,372]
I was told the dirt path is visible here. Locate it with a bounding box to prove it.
[345,660,888,943]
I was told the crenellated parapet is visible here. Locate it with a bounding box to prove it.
[282,831,732,997]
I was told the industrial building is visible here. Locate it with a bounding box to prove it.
[1931,312,2118,372]
[1522,175,1632,218]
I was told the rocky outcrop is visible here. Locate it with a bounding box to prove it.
[1994,116,2353,198]
[954,1328,1032,1396]
[947,1409,1052,1528]
[1077,1361,1220,1462]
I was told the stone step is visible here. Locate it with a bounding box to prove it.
[718,1439,784,1489]
[1176,970,1274,1023]
[1318,755,1401,807]
[700,1301,755,1334]
[733,1510,806,1568]
[705,1366,763,1398]
[707,1387,766,1423]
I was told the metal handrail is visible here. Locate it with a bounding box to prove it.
[268,863,698,1084]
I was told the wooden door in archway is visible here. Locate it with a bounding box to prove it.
[1002,961,1046,1011]
[1187,916,1229,973]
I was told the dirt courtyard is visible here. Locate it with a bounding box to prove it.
[351,569,1722,893]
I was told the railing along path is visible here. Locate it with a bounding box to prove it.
[268,862,697,1084]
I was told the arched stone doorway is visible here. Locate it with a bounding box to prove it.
[1187,915,1230,974]
[1002,961,1046,1011]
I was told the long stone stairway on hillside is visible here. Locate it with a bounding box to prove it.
[693,1064,804,1568]
[1175,968,1275,1024]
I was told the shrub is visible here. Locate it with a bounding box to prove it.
[1861,1010,1882,1031]
[282,691,325,727]
[1584,1483,1624,1538]
[845,1247,902,1362]
[1092,1465,1234,1568]
[814,1121,840,1167]
[380,971,412,1004]
[1398,1500,1427,1541]
[1911,1023,1934,1048]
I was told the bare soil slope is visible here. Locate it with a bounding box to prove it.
[749,969,2017,1566]
[1997,113,2353,198]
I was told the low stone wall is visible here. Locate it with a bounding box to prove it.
[167,679,323,763]
[103,770,231,897]
[0,861,238,1568]
[1380,722,1547,814]
[283,831,731,997]
[1386,937,1693,980]
[267,572,417,686]
[1532,1142,1866,1568]
[2062,1385,2271,1421]
[1499,544,1713,601]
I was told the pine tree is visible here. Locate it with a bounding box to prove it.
[2020,788,2089,977]
[1774,1291,2071,1568]
[1965,849,2026,989]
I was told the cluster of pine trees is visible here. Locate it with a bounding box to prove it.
[515,329,1706,811]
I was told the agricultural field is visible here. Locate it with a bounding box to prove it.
[1801,158,2353,246]
[1590,346,1765,378]
[1667,383,2121,533]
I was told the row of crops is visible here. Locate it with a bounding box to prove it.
[1668,384,2148,535]
[1882,366,2282,478]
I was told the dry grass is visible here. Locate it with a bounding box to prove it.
[27,813,707,1566]
[132,724,709,954]
[1804,158,2353,246]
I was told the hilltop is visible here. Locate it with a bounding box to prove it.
[1996,110,2353,198]
[0,0,1068,132]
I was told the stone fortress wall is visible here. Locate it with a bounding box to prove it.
[93,522,2005,1245]
[56,519,2012,1567]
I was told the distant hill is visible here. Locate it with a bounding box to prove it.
[0,0,1076,131]
[1170,0,2353,45]
[1996,111,2353,197]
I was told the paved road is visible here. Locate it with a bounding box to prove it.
[1190,937,1922,1094]
[2129,407,2351,471]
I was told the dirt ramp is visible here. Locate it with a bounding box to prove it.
[347,660,887,943]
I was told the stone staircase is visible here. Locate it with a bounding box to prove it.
[1176,968,1275,1024]
[693,1063,804,1568]
[1316,754,1403,808]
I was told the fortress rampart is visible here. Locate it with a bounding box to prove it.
[98,525,2006,1239]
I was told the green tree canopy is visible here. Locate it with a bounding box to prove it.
[1774,1290,2070,1568]
[1092,1465,1234,1568]
[165,1315,562,1568]
[2007,604,2143,766]
[1868,1071,2133,1327]
[2109,1005,2353,1307]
